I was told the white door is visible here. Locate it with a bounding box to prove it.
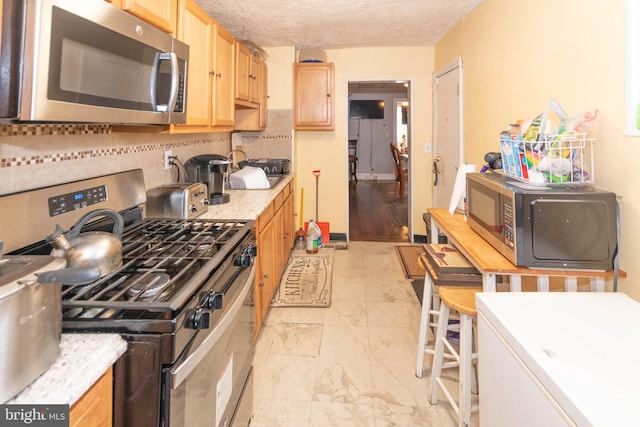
[433,58,463,209]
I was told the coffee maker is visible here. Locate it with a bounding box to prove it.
[184,154,232,205]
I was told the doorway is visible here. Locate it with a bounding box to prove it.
[347,80,410,242]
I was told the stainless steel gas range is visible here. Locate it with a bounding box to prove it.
[0,169,256,427]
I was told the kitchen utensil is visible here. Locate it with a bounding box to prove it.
[146,182,209,219]
[312,170,330,243]
[32,266,102,285]
[184,155,232,204]
[46,208,124,277]
[229,166,270,189]
[238,158,290,175]
[0,255,65,403]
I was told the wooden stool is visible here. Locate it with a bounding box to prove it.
[429,286,480,427]
[416,251,481,378]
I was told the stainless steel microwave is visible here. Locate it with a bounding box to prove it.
[0,0,188,124]
[466,172,618,270]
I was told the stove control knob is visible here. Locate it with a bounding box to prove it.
[247,243,257,257]
[201,198,210,207]
[233,252,252,267]
[190,204,198,213]
[203,291,223,310]
[187,308,211,330]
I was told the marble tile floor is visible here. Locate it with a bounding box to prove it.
[251,241,478,426]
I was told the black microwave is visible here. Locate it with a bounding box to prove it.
[466,172,618,270]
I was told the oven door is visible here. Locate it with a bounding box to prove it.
[19,0,187,124]
[163,262,255,427]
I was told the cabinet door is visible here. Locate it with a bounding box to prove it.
[273,203,285,275]
[294,62,334,130]
[281,189,294,264]
[120,0,177,34]
[70,367,113,427]
[235,43,251,102]
[175,0,212,128]
[249,54,261,104]
[212,24,236,127]
[258,61,268,128]
[255,215,277,338]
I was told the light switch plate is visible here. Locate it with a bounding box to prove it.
[424,142,432,154]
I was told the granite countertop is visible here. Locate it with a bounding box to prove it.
[200,174,294,220]
[7,334,127,406]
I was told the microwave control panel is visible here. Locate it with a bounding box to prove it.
[502,203,514,247]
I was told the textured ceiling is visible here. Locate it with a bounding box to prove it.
[194,0,484,50]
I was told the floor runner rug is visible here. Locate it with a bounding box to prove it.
[271,248,333,307]
[395,245,426,280]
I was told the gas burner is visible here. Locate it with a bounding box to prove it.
[126,272,172,300]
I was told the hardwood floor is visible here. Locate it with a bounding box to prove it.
[349,179,409,242]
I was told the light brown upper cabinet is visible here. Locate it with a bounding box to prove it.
[293,62,334,130]
[235,43,263,107]
[212,25,236,127]
[116,0,177,34]
[235,43,252,104]
[172,0,234,133]
[234,43,268,131]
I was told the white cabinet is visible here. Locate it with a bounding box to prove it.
[476,292,640,427]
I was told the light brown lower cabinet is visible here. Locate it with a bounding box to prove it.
[69,367,113,427]
[254,183,294,339]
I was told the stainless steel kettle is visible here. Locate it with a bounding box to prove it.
[45,209,124,277]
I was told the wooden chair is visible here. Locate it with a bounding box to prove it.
[348,139,358,181]
[390,143,407,202]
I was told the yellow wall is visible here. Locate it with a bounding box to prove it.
[286,47,434,236]
[436,0,637,298]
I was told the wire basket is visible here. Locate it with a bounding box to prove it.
[499,132,595,185]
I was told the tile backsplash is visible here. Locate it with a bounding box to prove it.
[0,109,293,195]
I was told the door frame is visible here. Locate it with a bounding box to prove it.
[346,80,412,242]
[433,57,464,208]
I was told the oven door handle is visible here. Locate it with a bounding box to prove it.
[170,263,255,389]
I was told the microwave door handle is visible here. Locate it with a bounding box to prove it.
[166,52,179,113]
[150,52,179,113]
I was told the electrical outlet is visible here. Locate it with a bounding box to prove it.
[163,150,173,170]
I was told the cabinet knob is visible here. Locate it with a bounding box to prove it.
[216,73,222,78]
[209,70,215,76]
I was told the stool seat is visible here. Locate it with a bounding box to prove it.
[438,286,478,318]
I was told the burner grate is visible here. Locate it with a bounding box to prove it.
[60,218,251,313]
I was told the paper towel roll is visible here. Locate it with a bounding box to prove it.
[448,164,477,214]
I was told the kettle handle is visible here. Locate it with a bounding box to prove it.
[65,209,125,240]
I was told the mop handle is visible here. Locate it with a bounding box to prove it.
[313,170,320,220]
